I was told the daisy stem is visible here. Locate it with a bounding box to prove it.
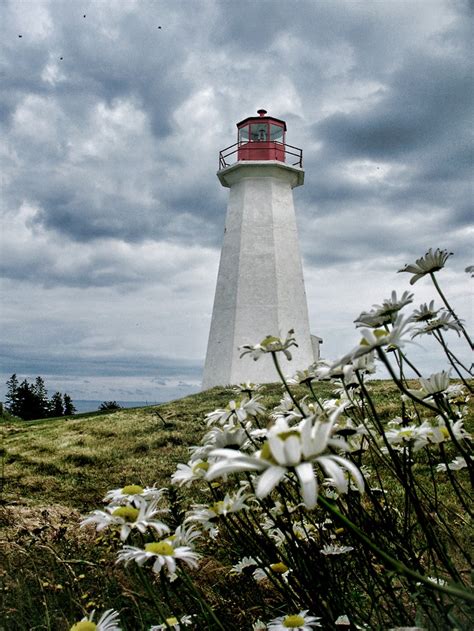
[178,567,226,630]
[376,349,443,415]
[438,445,473,520]
[270,352,305,417]
[433,331,473,391]
[432,395,474,483]
[397,349,422,378]
[429,272,473,349]
[318,495,474,603]
[135,565,173,629]
[308,381,325,412]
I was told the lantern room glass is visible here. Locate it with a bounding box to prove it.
[250,123,268,141]
[238,122,285,144]
[270,124,284,142]
[239,126,249,143]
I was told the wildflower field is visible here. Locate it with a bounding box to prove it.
[1,249,473,631]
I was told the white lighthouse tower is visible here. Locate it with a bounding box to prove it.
[202,109,319,389]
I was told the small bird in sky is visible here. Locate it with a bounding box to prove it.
[18,34,22,38]
[60,56,63,60]
[158,26,162,29]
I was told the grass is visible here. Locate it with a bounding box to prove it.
[1,382,340,511]
[1,380,471,630]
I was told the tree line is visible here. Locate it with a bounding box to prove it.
[4,374,76,420]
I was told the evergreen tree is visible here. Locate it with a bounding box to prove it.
[63,393,76,416]
[50,392,64,417]
[15,379,43,420]
[33,376,50,418]
[4,375,76,420]
[5,374,20,416]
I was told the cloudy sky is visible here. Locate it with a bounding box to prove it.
[1,0,472,405]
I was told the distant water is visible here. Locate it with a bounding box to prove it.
[73,400,159,413]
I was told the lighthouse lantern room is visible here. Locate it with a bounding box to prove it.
[237,108,286,162]
[219,109,303,169]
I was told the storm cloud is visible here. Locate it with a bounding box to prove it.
[1,0,472,402]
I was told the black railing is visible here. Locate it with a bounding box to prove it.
[218,141,303,170]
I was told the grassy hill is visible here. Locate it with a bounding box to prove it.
[1,381,343,510]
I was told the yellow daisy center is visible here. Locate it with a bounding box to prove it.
[211,500,225,515]
[70,622,97,631]
[112,506,139,522]
[270,562,289,574]
[260,441,278,464]
[278,430,300,441]
[193,461,209,473]
[121,484,144,495]
[145,541,175,556]
[360,329,388,346]
[165,617,178,625]
[283,614,305,627]
[261,335,280,348]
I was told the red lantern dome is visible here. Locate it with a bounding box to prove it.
[218,110,302,169]
[236,109,286,162]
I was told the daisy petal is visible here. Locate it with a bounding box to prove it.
[256,466,287,498]
[295,462,318,508]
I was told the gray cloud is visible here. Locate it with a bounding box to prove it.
[1,0,472,401]
[315,52,472,158]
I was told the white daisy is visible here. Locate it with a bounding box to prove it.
[321,544,354,556]
[398,248,453,284]
[149,614,194,630]
[287,368,317,386]
[385,424,433,452]
[168,523,202,547]
[117,540,200,577]
[185,487,252,531]
[171,460,209,487]
[312,359,334,381]
[407,370,451,399]
[230,556,258,574]
[411,300,440,323]
[205,396,265,427]
[252,567,268,583]
[436,456,468,472]
[412,311,462,338]
[335,315,412,367]
[266,609,322,629]
[233,382,263,395]
[202,426,249,450]
[207,414,364,509]
[335,615,351,626]
[70,608,121,631]
[80,497,169,542]
[355,291,414,327]
[104,484,166,506]
[430,417,471,444]
[239,330,298,362]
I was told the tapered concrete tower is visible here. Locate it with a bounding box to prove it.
[202,110,320,389]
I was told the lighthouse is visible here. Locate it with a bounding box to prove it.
[202,110,320,389]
